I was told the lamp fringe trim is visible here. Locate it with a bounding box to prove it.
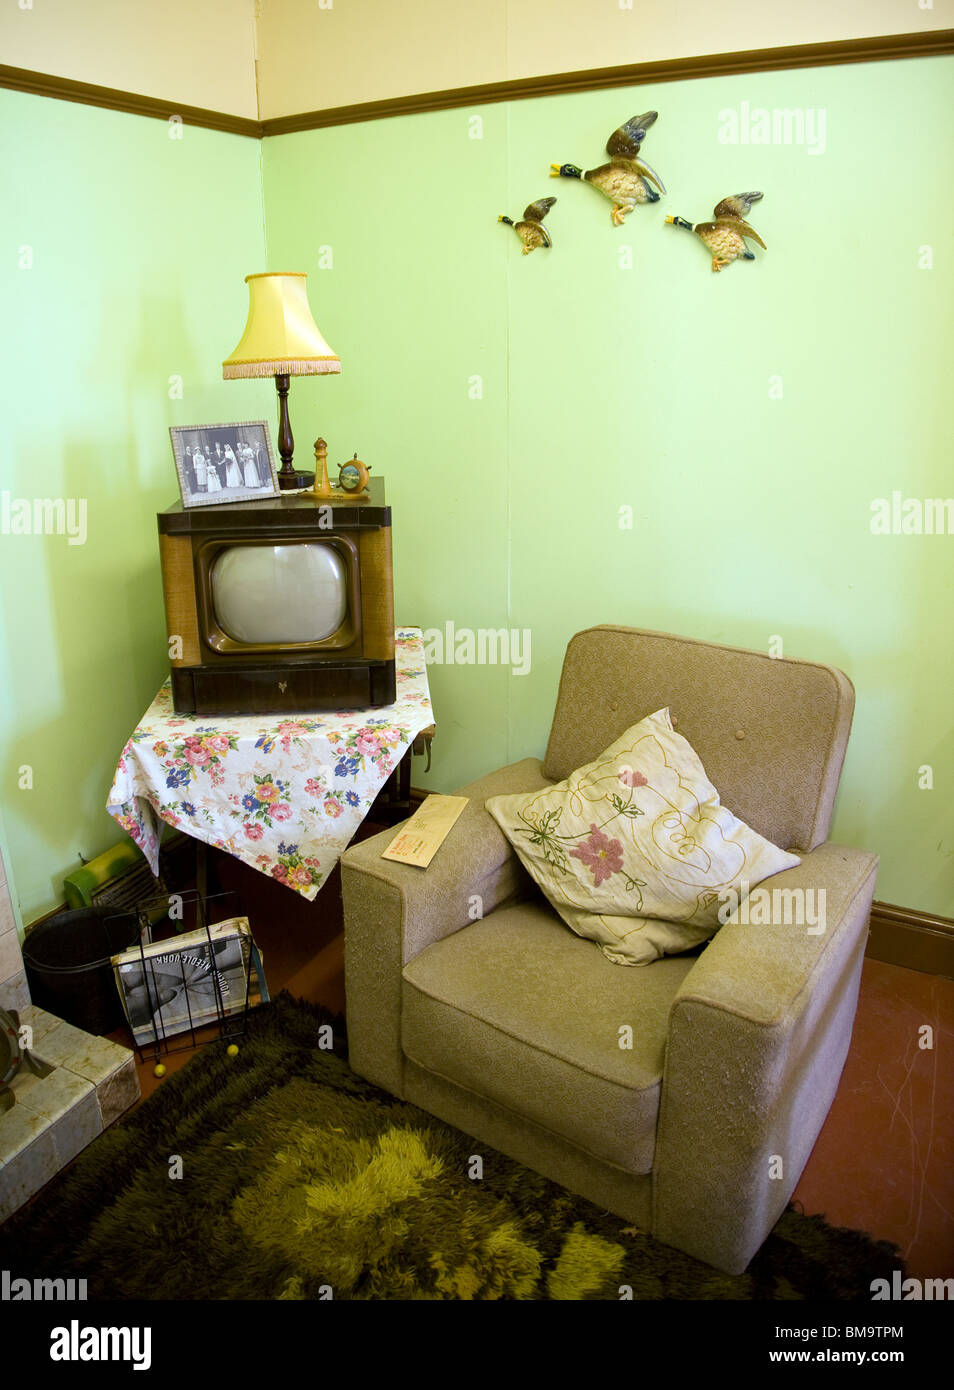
[223,358,341,378]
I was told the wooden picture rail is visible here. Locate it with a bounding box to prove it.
[262,29,954,135]
[2,29,952,137]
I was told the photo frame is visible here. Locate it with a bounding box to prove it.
[170,421,279,508]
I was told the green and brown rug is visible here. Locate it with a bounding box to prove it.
[0,994,902,1300]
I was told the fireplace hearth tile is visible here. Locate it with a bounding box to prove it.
[0,1006,141,1222]
[0,1119,58,1225]
[0,930,21,982]
[19,1012,89,1065]
[96,1055,140,1128]
[50,1026,135,1089]
[15,1065,99,1166]
[0,970,30,1013]
[0,1094,52,1164]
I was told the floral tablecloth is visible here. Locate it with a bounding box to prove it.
[106,628,433,900]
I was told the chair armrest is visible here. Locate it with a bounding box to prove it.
[340,757,552,1094]
[653,841,878,1273]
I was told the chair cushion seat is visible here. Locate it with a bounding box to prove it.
[401,897,699,1173]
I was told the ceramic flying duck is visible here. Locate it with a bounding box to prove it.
[550,112,665,225]
[665,192,766,272]
[498,197,557,254]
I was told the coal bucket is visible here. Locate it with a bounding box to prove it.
[22,907,141,1035]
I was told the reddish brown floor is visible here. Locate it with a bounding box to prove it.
[793,958,954,1280]
[127,843,954,1281]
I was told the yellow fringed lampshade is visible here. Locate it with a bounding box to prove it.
[222,272,341,378]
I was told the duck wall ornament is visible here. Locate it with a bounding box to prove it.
[550,112,665,225]
[498,197,557,254]
[665,192,766,272]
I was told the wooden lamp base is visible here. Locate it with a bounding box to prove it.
[277,470,316,491]
[274,372,315,490]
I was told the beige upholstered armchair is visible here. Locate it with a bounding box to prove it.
[340,626,878,1275]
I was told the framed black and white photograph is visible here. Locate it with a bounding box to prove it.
[170,421,279,508]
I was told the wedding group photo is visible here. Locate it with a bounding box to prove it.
[171,421,279,508]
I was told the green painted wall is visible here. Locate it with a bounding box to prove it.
[262,56,954,916]
[0,90,271,924]
[1,55,950,927]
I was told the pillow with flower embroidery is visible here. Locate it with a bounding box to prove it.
[485,708,800,965]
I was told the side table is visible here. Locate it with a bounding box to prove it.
[106,627,434,900]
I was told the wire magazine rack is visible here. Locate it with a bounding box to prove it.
[113,887,269,1063]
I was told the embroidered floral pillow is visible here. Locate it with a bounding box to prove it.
[485,708,800,966]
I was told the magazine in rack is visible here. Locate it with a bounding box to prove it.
[111,916,261,1046]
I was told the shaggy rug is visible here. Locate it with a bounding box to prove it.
[0,994,902,1300]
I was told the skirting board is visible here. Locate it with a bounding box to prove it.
[866,903,954,980]
[411,785,954,979]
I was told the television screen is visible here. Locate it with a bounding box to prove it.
[211,543,348,644]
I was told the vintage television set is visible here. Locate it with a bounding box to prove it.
[157,478,395,715]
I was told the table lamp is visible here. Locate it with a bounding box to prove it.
[223,272,340,491]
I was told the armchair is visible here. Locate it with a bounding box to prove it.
[340,625,878,1275]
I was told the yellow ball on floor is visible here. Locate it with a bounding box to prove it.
[226,1044,239,1057]
[153,1063,166,1078]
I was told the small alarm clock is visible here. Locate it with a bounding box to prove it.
[337,453,371,493]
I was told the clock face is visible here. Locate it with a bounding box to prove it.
[0,1008,20,1090]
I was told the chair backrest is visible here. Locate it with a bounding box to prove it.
[542,625,855,853]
